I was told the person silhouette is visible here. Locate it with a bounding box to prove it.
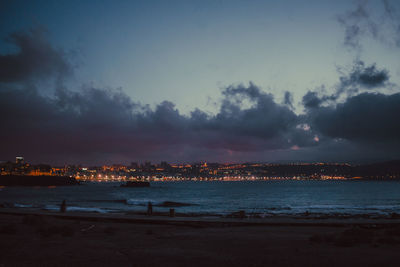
[147,202,153,215]
[60,200,66,213]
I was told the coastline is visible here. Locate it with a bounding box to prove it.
[3,207,400,227]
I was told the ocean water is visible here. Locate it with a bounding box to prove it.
[2,181,400,217]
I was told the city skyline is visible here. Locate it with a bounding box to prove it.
[3,155,399,183]
[1,0,400,164]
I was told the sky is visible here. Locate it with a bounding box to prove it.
[0,0,400,165]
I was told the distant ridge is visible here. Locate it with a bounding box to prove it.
[355,160,400,177]
[0,175,79,186]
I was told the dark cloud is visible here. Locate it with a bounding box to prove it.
[0,30,318,163]
[333,60,390,99]
[0,28,71,83]
[338,0,400,50]
[307,92,400,147]
[0,80,319,163]
[203,83,315,150]
[302,91,323,109]
[1,28,399,164]
[303,60,391,109]
[383,0,400,47]
[303,61,399,152]
[337,2,375,50]
[301,58,400,157]
[340,60,389,89]
[283,91,294,109]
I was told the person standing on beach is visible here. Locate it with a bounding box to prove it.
[60,200,66,213]
[147,202,153,215]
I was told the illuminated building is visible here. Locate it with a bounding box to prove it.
[16,156,24,164]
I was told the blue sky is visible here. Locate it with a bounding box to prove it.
[2,0,398,113]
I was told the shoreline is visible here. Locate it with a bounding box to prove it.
[2,207,400,227]
[4,201,400,221]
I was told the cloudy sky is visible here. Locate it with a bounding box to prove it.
[0,0,400,165]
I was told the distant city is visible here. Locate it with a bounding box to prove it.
[1,156,400,182]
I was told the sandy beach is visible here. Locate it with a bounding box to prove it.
[1,209,400,266]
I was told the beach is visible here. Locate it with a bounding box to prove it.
[1,209,400,266]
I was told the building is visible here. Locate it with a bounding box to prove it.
[15,156,24,164]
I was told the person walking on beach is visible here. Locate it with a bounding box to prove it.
[147,201,153,215]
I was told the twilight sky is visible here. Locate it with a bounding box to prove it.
[0,0,400,165]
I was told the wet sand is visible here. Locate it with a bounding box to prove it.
[1,209,400,266]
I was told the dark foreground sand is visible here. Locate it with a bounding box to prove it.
[1,210,400,266]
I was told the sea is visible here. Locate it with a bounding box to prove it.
[2,180,400,217]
